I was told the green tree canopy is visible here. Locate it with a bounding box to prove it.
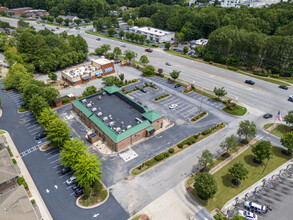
[252,141,272,162]
[142,65,155,76]
[228,162,249,183]
[46,118,71,147]
[119,30,125,38]
[165,42,171,50]
[237,120,257,140]
[38,108,59,129]
[139,55,149,65]
[113,47,121,58]
[107,27,116,37]
[284,111,293,128]
[183,46,189,54]
[213,87,227,100]
[28,94,49,116]
[124,50,137,62]
[169,70,180,81]
[220,134,238,155]
[280,131,293,155]
[193,172,217,199]
[198,150,214,170]
[82,86,97,97]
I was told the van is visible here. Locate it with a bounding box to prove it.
[244,201,266,213]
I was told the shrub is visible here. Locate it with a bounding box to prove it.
[145,160,154,167]
[202,128,211,135]
[194,134,200,139]
[17,177,24,185]
[6,146,13,156]
[164,152,170,157]
[168,148,174,153]
[270,74,279,78]
[187,139,193,145]
[178,143,184,148]
[238,66,247,71]
[227,66,238,71]
[209,61,213,64]
[23,182,28,189]
[62,97,70,104]
[31,199,35,204]
[253,71,269,77]
[154,153,165,161]
[93,181,103,196]
[12,158,16,164]
[222,100,228,105]
[99,189,108,201]
[214,213,225,220]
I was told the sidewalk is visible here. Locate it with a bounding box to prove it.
[2,131,53,220]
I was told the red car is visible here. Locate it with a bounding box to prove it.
[145,48,153,52]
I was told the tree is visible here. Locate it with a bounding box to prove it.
[134,34,140,42]
[82,86,97,97]
[119,30,125,38]
[198,150,214,171]
[73,151,103,188]
[95,44,111,55]
[139,55,149,65]
[49,6,60,17]
[38,108,59,129]
[64,18,70,26]
[165,42,171,50]
[284,111,293,128]
[125,32,131,40]
[193,173,217,199]
[220,135,238,156]
[118,73,124,82]
[93,18,104,31]
[46,118,71,147]
[280,131,293,155]
[170,70,180,81]
[113,47,121,58]
[213,87,227,100]
[2,64,31,90]
[146,39,150,45]
[124,50,137,62]
[17,20,29,28]
[47,16,54,23]
[183,46,189,54]
[252,141,272,163]
[102,76,122,87]
[55,17,64,25]
[93,181,103,196]
[28,94,49,116]
[84,18,90,23]
[127,19,134,26]
[83,185,92,200]
[237,120,257,141]
[49,72,57,81]
[139,35,146,44]
[228,162,249,185]
[142,65,155,76]
[74,18,82,26]
[107,27,116,37]
[60,138,87,168]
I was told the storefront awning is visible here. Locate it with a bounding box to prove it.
[82,76,92,80]
[147,126,155,132]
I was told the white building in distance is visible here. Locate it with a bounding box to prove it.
[221,0,287,8]
[130,26,175,43]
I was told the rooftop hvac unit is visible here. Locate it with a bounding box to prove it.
[109,121,115,127]
[103,117,109,122]
[102,92,106,96]
[116,127,121,133]
[87,103,92,108]
[91,107,97,112]
[98,96,102,100]
[82,99,87,103]
[109,115,112,120]
[127,125,132,130]
[122,129,125,132]
[97,112,102,117]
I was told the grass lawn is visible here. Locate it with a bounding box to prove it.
[79,189,108,207]
[271,124,291,138]
[0,130,6,134]
[131,215,142,220]
[189,145,292,212]
[18,106,29,113]
[263,123,274,130]
[222,105,247,116]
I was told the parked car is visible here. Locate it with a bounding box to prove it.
[42,24,45,26]
[288,95,293,102]
[140,88,147,93]
[165,62,172,66]
[121,44,126,47]
[74,188,84,197]
[174,84,181,88]
[51,29,55,31]
[56,27,60,29]
[245,80,255,85]
[69,26,73,29]
[279,85,288,90]
[72,183,79,191]
[35,131,46,140]
[66,176,76,185]
[169,104,178,109]
[61,166,71,175]
[145,48,153,52]
[37,22,40,24]
[244,201,266,213]
[238,210,258,220]
[75,27,80,30]
[263,113,273,119]
[96,38,101,41]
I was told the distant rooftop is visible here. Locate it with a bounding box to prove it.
[136,26,174,36]
[11,7,32,10]
[92,58,112,65]
[0,148,18,185]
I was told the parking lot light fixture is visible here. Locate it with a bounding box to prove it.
[262,155,273,175]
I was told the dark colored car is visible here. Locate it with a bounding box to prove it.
[75,27,80,30]
[114,60,121,64]
[96,38,101,41]
[279,85,288,90]
[35,132,46,140]
[74,188,84,197]
[145,48,153,52]
[140,88,147,93]
[51,29,55,31]
[263,113,273,119]
[72,183,79,191]
[61,166,71,175]
[69,26,73,29]
[245,80,255,85]
[56,27,60,29]
[42,24,45,26]
[288,95,293,102]
[174,84,181,88]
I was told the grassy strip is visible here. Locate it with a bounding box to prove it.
[0,130,6,134]
[18,106,29,113]
[131,123,226,176]
[154,93,170,101]
[188,144,292,211]
[131,215,142,220]
[270,124,291,138]
[263,123,274,130]
[222,105,247,116]
[79,189,108,206]
[190,111,207,122]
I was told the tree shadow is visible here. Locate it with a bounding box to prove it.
[243,154,263,168]
[221,173,237,188]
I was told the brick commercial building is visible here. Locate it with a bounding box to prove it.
[11,7,33,15]
[72,86,164,152]
[24,9,48,17]
[61,58,115,86]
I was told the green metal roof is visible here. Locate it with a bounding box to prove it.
[142,110,163,122]
[71,100,93,117]
[147,126,155,131]
[104,85,120,94]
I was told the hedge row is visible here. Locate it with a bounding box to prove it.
[253,71,280,78]
[227,66,238,71]
[124,87,140,94]
[190,111,207,122]
[17,177,28,189]
[154,93,170,101]
[143,82,158,90]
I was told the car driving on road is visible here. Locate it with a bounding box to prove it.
[145,48,153,52]
[279,85,288,90]
[288,95,293,102]
[263,113,273,119]
[121,44,126,47]
[165,62,172,66]
[245,80,255,85]
[174,84,181,88]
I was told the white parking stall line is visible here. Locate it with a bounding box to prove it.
[70,192,75,195]
[26,124,39,129]
[177,106,193,113]
[28,126,42,132]
[50,158,61,164]
[198,97,208,102]
[20,112,31,117]
[59,175,69,179]
[45,148,59,155]
[19,141,49,157]
[56,170,61,174]
[48,153,60,160]
[53,164,61,168]
[31,130,42,135]
[24,119,37,124]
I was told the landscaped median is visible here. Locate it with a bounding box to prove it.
[222,104,247,116]
[153,93,171,102]
[264,123,291,138]
[186,143,293,212]
[131,122,226,176]
[190,111,208,123]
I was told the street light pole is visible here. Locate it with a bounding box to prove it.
[262,155,272,175]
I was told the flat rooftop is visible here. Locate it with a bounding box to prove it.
[63,65,98,78]
[92,58,112,65]
[137,26,173,36]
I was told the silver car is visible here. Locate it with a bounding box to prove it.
[66,176,76,185]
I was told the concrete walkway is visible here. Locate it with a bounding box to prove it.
[2,132,53,220]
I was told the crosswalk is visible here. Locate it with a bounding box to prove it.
[20,141,49,157]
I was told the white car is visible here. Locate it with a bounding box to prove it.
[169,104,178,109]
[238,210,258,220]
[121,44,126,47]
[66,176,76,185]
